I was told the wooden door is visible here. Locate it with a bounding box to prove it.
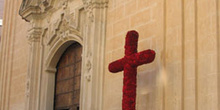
[54,43,82,110]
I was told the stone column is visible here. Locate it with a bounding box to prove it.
[25,25,42,110]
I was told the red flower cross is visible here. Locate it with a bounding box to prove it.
[108,30,156,110]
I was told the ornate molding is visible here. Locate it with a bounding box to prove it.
[83,0,94,22]
[19,0,55,21]
[47,12,80,46]
[28,27,42,42]
[82,0,108,22]
[19,0,41,22]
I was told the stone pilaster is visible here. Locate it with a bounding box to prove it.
[25,26,42,110]
[81,0,108,110]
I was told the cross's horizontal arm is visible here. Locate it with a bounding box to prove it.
[108,58,125,73]
[133,49,156,67]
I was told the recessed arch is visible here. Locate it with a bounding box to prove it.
[43,35,84,110]
[45,34,83,72]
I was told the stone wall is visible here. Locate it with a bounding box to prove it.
[0,0,220,110]
[0,0,29,110]
[104,0,220,110]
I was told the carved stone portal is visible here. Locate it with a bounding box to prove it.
[19,0,108,110]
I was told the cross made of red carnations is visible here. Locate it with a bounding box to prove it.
[108,30,156,110]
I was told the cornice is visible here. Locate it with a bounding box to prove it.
[19,6,41,22]
[19,0,54,22]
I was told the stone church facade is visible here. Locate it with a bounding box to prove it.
[0,0,220,110]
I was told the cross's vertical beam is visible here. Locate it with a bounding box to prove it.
[109,30,156,110]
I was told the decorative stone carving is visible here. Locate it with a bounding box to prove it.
[19,0,108,110]
[27,27,42,42]
[83,0,94,22]
[86,60,92,71]
[39,1,49,13]
[61,0,68,10]
[85,50,92,82]
[85,74,91,82]
[86,51,92,70]
[47,12,80,46]
[19,0,55,21]
[26,80,30,97]
[82,0,109,22]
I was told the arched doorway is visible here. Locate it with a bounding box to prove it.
[54,43,82,110]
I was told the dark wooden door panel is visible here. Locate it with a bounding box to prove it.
[54,43,82,110]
